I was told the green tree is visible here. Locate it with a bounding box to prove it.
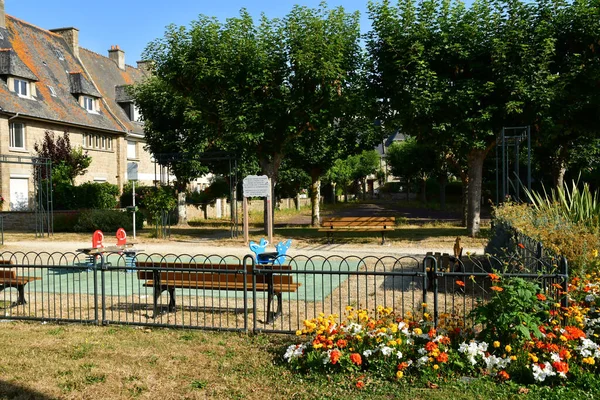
[133,4,366,230]
[367,0,553,236]
[350,150,381,200]
[325,158,355,202]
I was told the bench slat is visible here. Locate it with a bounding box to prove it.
[143,280,300,293]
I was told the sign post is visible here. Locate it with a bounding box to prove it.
[242,175,272,244]
[127,162,139,239]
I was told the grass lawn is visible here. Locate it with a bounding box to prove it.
[0,322,592,400]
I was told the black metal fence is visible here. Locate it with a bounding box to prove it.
[0,249,568,334]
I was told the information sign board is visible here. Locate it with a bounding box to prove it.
[243,175,270,197]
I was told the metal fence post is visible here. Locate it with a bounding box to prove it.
[560,256,569,310]
[243,255,253,334]
[252,257,258,334]
[100,254,107,325]
[433,255,439,328]
[93,254,99,325]
[536,242,543,273]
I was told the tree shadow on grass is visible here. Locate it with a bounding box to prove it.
[0,380,55,400]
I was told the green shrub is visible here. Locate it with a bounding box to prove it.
[53,182,119,210]
[72,209,143,233]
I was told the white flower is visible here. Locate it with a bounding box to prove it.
[550,352,561,362]
[418,348,427,355]
[532,362,556,382]
[380,346,393,356]
[416,355,429,367]
[396,351,403,359]
[283,344,306,362]
[585,294,595,303]
[363,349,373,358]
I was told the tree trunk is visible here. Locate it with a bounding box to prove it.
[295,193,300,210]
[461,180,468,227]
[177,192,187,226]
[362,178,367,201]
[551,144,569,189]
[466,149,486,237]
[202,205,208,220]
[259,154,283,235]
[332,182,337,205]
[310,175,321,227]
[439,175,447,211]
[420,177,427,203]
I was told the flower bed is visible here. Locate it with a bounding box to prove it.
[284,273,600,389]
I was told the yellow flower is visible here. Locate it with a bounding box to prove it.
[583,357,595,365]
[528,353,539,363]
[296,330,303,336]
[505,345,512,353]
[559,335,567,342]
[396,370,404,379]
[592,249,598,258]
[493,341,500,348]
[422,303,428,308]
[424,313,430,319]
[510,356,517,361]
[433,364,439,370]
[413,328,423,335]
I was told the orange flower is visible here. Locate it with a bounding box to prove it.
[564,326,586,340]
[488,273,500,281]
[356,380,365,389]
[425,341,438,352]
[536,293,547,301]
[337,339,348,348]
[490,286,504,292]
[518,243,525,249]
[428,328,437,339]
[456,280,465,287]
[330,349,342,364]
[436,352,449,363]
[350,353,362,366]
[397,361,409,370]
[498,370,510,381]
[552,361,569,375]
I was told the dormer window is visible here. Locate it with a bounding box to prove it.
[14,79,28,96]
[80,95,99,113]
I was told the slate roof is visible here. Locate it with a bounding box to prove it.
[0,48,38,80]
[0,15,143,134]
[79,48,147,135]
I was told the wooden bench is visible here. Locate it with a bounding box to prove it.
[0,260,42,306]
[319,216,396,245]
[135,260,301,323]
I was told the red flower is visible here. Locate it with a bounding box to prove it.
[428,328,437,339]
[490,286,504,292]
[488,273,501,281]
[330,349,342,364]
[356,380,365,389]
[564,326,586,340]
[350,353,362,366]
[456,280,465,287]
[336,339,347,348]
[518,243,525,249]
[436,352,449,363]
[536,293,547,301]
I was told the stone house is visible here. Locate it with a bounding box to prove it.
[0,0,157,211]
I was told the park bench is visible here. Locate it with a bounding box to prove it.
[0,260,41,306]
[135,260,301,323]
[319,216,396,245]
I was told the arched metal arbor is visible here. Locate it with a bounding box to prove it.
[0,154,53,237]
[153,151,239,238]
[495,126,531,204]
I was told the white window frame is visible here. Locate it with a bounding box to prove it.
[127,140,137,159]
[14,78,29,97]
[9,122,26,150]
[107,137,113,151]
[101,136,106,150]
[82,96,97,113]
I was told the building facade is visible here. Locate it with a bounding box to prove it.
[0,1,156,211]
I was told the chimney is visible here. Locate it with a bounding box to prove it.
[108,45,125,70]
[50,27,80,58]
[136,60,152,74]
[0,0,6,29]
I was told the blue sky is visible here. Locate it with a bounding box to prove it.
[6,0,372,64]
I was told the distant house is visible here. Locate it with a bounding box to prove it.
[0,1,156,211]
[375,129,406,185]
